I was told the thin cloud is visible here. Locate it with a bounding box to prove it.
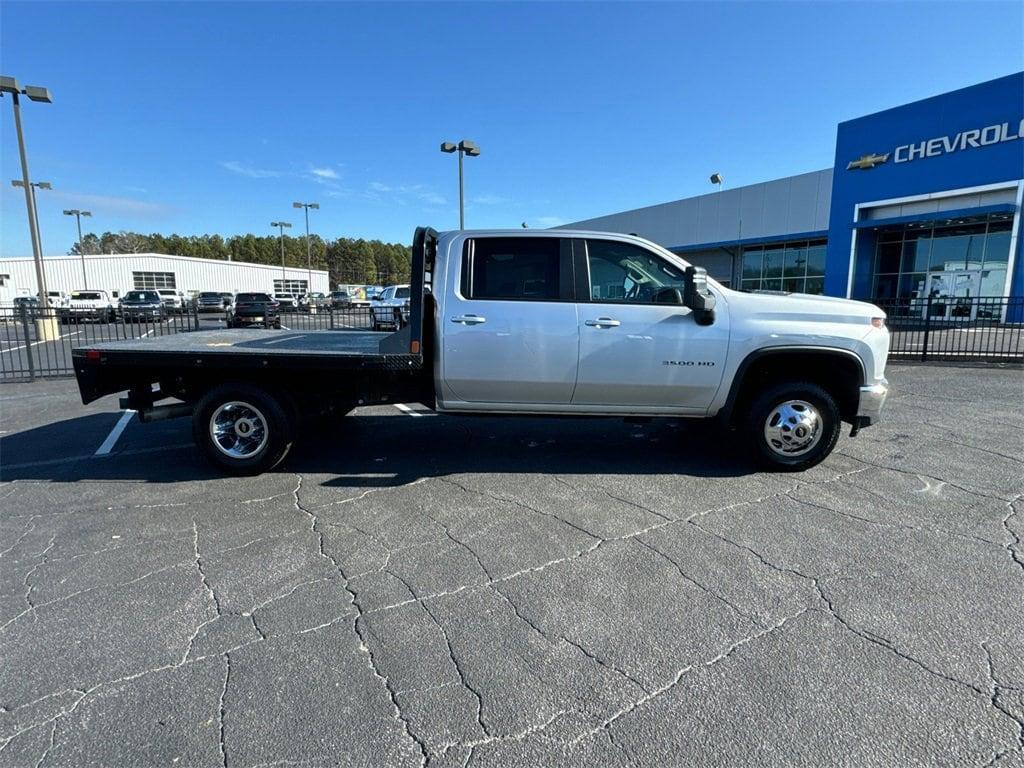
[310,167,339,180]
[472,193,510,206]
[367,182,446,207]
[221,160,283,179]
[51,191,175,218]
[532,215,568,228]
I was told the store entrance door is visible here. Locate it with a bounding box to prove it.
[923,271,981,321]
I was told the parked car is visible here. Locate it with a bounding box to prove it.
[370,284,412,330]
[46,291,69,309]
[157,289,186,313]
[12,296,44,318]
[304,292,328,310]
[196,291,231,313]
[72,227,890,475]
[364,285,384,301]
[227,292,281,329]
[273,293,299,312]
[119,290,165,322]
[329,290,352,309]
[62,290,116,323]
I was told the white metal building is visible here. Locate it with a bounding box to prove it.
[0,252,329,304]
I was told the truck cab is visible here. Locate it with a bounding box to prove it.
[73,227,889,474]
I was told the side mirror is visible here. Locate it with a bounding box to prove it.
[683,266,716,325]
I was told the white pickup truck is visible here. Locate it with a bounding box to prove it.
[73,228,889,474]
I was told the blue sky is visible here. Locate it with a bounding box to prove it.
[1,1,1022,256]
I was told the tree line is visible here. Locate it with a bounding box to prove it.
[69,231,412,288]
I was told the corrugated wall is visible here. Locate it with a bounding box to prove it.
[0,253,329,302]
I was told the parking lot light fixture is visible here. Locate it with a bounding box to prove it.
[440,139,481,230]
[293,202,320,293]
[2,75,52,312]
[271,221,292,282]
[12,180,52,271]
[63,209,93,288]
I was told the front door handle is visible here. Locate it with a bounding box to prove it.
[451,314,487,325]
[585,317,620,328]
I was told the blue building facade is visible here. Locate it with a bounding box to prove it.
[566,73,1024,318]
[827,72,1023,311]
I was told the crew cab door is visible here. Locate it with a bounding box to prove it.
[440,235,579,404]
[572,238,728,412]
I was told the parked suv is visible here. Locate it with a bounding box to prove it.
[370,284,411,330]
[227,293,281,328]
[119,290,165,322]
[46,291,69,309]
[63,290,116,323]
[196,292,230,313]
[157,289,185,313]
[273,293,299,312]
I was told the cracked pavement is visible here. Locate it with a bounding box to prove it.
[1,364,1022,767]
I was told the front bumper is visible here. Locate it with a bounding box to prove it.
[856,377,889,427]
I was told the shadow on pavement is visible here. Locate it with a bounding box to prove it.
[0,411,755,485]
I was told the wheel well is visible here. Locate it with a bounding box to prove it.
[727,350,863,425]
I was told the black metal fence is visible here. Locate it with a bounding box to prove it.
[0,305,384,380]
[2,296,1020,381]
[876,295,1024,362]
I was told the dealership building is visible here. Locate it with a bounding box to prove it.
[564,72,1023,317]
[0,252,329,304]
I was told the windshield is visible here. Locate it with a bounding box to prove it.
[394,287,411,299]
[236,293,271,302]
[71,292,102,300]
[158,290,176,295]
[199,292,221,299]
[124,291,160,302]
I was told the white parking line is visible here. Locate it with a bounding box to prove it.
[95,410,136,455]
[279,325,291,331]
[0,330,80,354]
[394,403,435,417]
[140,329,155,338]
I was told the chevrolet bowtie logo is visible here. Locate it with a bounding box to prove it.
[847,153,890,170]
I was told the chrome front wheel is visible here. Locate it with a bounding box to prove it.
[763,399,822,457]
[209,401,270,459]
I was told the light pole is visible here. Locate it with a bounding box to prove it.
[271,221,292,288]
[1,76,53,318]
[292,201,319,293]
[440,139,480,229]
[63,209,93,288]
[12,180,51,271]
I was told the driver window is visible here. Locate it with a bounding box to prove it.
[586,240,686,304]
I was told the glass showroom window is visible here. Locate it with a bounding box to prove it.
[740,240,826,294]
[870,214,1013,300]
[132,271,176,290]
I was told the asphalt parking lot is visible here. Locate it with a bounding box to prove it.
[1,364,1022,767]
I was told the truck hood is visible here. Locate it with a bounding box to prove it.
[724,289,884,324]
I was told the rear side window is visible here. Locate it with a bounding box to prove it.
[394,287,410,299]
[462,237,568,301]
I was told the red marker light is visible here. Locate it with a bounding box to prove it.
[86,349,101,361]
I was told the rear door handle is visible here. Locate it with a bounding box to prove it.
[451,314,486,325]
[585,317,620,328]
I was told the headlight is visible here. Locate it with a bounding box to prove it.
[871,317,885,329]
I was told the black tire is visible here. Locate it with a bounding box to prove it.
[192,383,294,475]
[746,381,841,471]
